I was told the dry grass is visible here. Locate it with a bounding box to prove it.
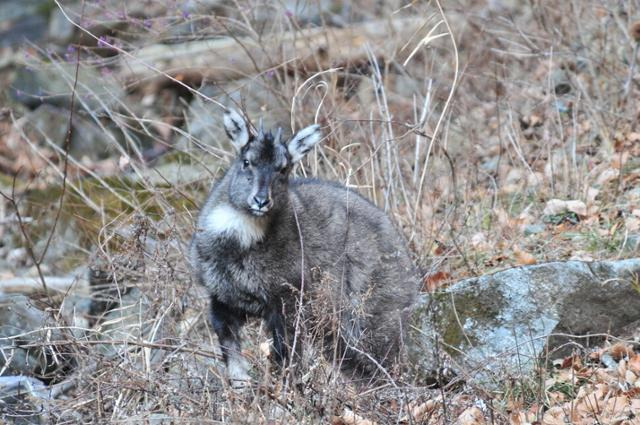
[1,0,639,423]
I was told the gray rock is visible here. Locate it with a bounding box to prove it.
[479,156,499,173]
[276,0,342,25]
[132,162,222,187]
[20,104,116,160]
[6,248,28,266]
[174,85,226,153]
[0,0,49,47]
[629,187,640,203]
[176,79,290,153]
[10,64,124,112]
[0,376,48,424]
[408,259,640,386]
[96,288,166,364]
[0,0,49,22]
[0,294,68,380]
[523,223,545,235]
[622,234,640,254]
[48,7,75,45]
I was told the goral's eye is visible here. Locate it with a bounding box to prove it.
[243,160,250,168]
[279,167,287,175]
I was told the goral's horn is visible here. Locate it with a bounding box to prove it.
[258,117,264,140]
[274,127,283,144]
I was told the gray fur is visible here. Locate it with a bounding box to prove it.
[191,110,419,385]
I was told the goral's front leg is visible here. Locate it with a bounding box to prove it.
[209,296,251,388]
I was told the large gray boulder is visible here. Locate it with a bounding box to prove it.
[408,259,640,386]
[0,376,49,424]
[15,104,117,161]
[0,0,49,47]
[0,294,65,380]
[11,64,125,112]
[176,79,290,154]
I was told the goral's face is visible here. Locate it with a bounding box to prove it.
[228,131,292,217]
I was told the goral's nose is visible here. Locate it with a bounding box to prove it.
[253,196,270,209]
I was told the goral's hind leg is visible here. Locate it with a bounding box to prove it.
[265,309,287,365]
[210,297,250,387]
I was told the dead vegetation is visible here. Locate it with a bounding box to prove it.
[0,0,639,423]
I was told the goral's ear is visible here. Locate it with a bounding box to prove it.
[223,108,250,151]
[287,124,323,163]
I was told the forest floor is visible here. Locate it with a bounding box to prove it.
[0,0,639,423]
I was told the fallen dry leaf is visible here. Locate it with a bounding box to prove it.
[589,348,605,362]
[423,271,452,292]
[483,254,508,267]
[576,392,603,417]
[611,151,630,169]
[513,246,537,265]
[433,240,448,255]
[543,405,573,425]
[603,395,630,416]
[628,354,640,374]
[625,387,640,398]
[569,251,595,261]
[333,408,377,425]
[457,406,485,425]
[594,367,617,384]
[619,359,628,377]
[596,168,619,186]
[509,411,536,425]
[609,343,633,361]
[547,391,565,407]
[625,370,637,386]
[406,399,437,422]
[559,354,583,370]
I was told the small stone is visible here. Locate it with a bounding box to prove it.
[25,264,50,277]
[543,199,587,217]
[480,156,499,172]
[629,188,640,204]
[565,200,587,216]
[555,99,570,113]
[543,199,568,215]
[6,248,27,265]
[601,353,617,369]
[622,234,640,253]
[524,223,545,236]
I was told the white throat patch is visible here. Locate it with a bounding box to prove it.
[205,204,266,248]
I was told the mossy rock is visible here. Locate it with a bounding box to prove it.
[408,259,640,387]
[4,158,220,273]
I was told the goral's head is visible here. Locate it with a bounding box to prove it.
[223,108,323,217]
